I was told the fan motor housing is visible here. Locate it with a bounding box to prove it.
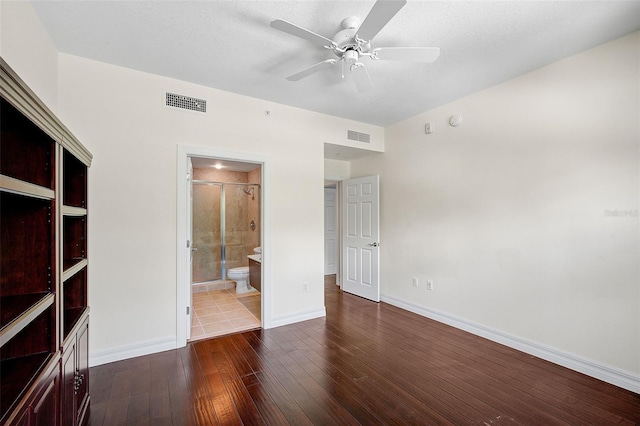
[333,24,370,57]
[333,28,357,51]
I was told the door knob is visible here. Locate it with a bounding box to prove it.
[368,242,380,247]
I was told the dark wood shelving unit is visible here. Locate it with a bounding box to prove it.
[1,57,92,425]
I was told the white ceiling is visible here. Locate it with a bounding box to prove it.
[32,1,639,128]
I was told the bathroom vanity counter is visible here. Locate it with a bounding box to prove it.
[248,257,261,292]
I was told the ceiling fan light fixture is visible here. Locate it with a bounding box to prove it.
[270,0,439,92]
[344,50,359,65]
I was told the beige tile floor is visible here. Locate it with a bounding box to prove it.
[189,288,261,342]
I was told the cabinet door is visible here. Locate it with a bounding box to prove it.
[31,374,58,426]
[61,342,76,426]
[249,259,261,292]
[75,319,89,425]
[60,316,89,426]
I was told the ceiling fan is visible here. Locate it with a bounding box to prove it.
[270,0,440,92]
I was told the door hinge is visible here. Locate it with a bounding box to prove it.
[186,306,190,315]
[187,240,191,248]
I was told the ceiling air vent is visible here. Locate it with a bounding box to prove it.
[166,92,207,113]
[347,130,371,143]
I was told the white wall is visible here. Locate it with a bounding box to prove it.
[0,1,58,112]
[352,32,640,382]
[324,159,350,181]
[3,0,637,388]
[56,54,383,359]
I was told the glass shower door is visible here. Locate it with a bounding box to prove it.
[192,183,222,283]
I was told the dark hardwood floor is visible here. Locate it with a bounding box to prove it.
[89,276,640,425]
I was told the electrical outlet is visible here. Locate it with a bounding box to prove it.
[426,280,433,291]
[412,277,418,287]
[303,282,308,292]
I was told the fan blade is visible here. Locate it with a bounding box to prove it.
[373,47,440,62]
[356,0,407,42]
[352,65,374,93]
[286,59,337,81]
[270,19,335,48]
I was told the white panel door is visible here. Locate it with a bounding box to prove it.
[341,175,380,302]
[324,188,338,275]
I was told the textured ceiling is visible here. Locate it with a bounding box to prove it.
[32,1,640,127]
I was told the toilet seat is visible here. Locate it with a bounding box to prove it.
[228,266,249,275]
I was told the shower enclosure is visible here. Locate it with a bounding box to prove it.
[191,181,260,285]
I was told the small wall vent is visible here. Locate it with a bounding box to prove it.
[347,130,371,143]
[166,92,206,113]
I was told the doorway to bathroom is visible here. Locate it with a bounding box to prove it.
[188,157,262,342]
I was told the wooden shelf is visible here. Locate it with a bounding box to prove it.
[0,293,54,346]
[62,205,87,216]
[0,303,55,421]
[63,307,88,340]
[62,259,88,282]
[0,175,55,200]
[0,352,52,420]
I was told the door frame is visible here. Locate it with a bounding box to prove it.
[176,145,272,347]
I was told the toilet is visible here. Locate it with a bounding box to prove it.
[228,266,253,294]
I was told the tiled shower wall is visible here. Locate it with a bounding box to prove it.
[248,167,261,253]
[192,167,261,283]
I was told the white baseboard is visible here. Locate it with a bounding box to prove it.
[381,294,640,394]
[89,336,177,367]
[89,308,327,366]
[268,307,326,329]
